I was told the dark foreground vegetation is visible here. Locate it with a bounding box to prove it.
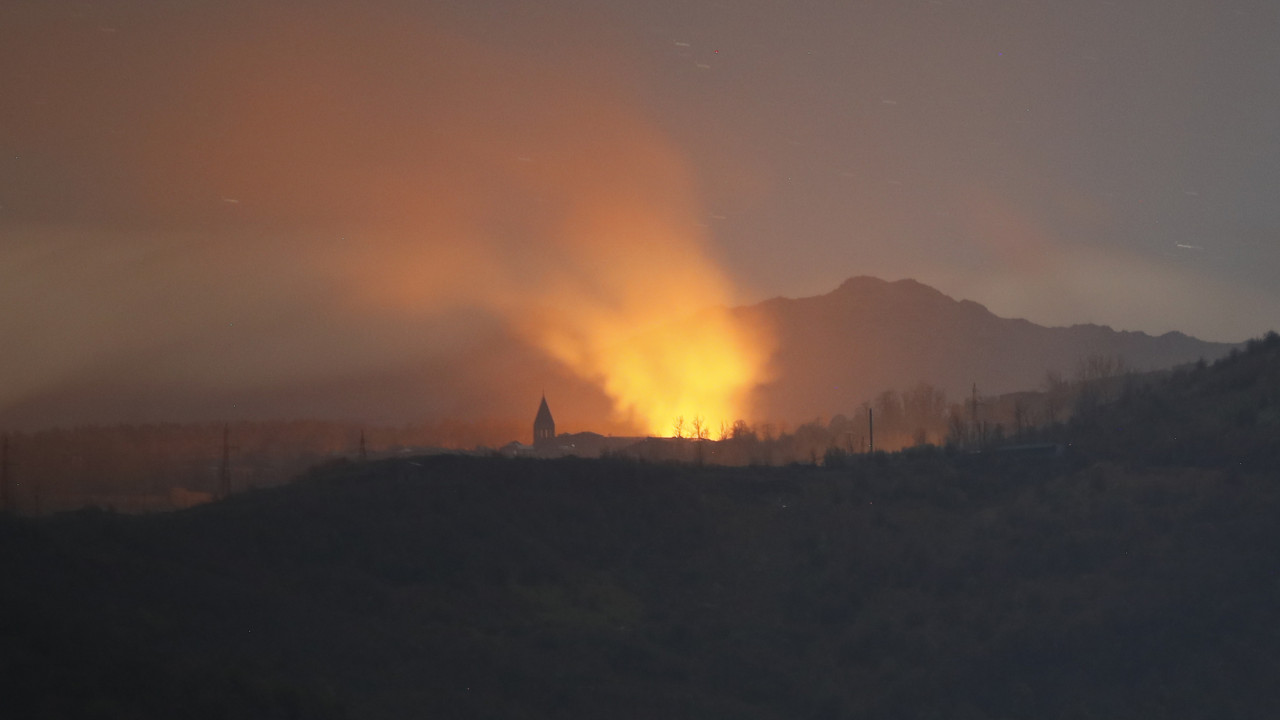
[5,336,1280,719]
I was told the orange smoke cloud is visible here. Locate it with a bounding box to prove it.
[0,4,771,433]
[328,51,774,435]
[3,4,770,434]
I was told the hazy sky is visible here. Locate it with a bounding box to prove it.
[610,0,1280,340]
[2,0,1278,430]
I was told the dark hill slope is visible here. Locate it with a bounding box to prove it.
[5,451,1280,718]
[744,276,1236,420]
[1068,331,1280,466]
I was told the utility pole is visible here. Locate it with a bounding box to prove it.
[218,424,231,500]
[970,382,980,446]
[868,407,874,454]
[1,434,10,513]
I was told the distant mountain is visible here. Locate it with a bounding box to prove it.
[741,276,1239,422]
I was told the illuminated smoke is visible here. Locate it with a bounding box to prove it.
[0,4,771,434]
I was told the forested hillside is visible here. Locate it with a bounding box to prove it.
[1067,332,1280,467]
[3,337,1280,719]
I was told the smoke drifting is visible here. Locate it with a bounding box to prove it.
[0,3,770,434]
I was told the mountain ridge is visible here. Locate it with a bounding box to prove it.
[0,275,1243,434]
[740,275,1238,422]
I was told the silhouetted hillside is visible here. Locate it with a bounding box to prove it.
[5,426,1280,718]
[744,276,1236,421]
[1066,331,1280,467]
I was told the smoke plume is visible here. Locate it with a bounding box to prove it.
[0,2,770,435]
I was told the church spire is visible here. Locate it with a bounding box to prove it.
[533,395,555,446]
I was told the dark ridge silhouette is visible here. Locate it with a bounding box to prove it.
[743,276,1237,421]
[0,276,1235,434]
[5,340,1280,718]
[1066,331,1280,467]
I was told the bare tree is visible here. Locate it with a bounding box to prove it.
[946,411,968,448]
[1072,354,1128,419]
[873,389,903,439]
[1012,397,1028,438]
[1042,370,1069,425]
[903,383,947,447]
[686,416,708,464]
[691,416,708,441]
[672,415,685,439]
[969,383,985,446]
[912,427,929,447]
[1075,354,1127,383]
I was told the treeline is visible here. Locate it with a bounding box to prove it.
[0,343,1243,513]
[1066,331,1280,467]
[636,352,1154,467]
[6,338,1280,717]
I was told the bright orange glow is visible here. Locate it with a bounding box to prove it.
[361,206,772,435]
[174,11,781,435]
[528,260,770,437]
[592,308,769,437]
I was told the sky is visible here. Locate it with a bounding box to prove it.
[2,0,1278,432]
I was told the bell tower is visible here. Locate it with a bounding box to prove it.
[533,395,555,446]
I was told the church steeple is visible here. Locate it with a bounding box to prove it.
[533,395,555,446]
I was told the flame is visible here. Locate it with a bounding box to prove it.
[587,307,768,437]
[525,240,769,436]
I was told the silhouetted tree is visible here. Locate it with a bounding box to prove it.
[902,383,947,446]
[691,416,708,441]
[1012,398,1028,438]
[946,407,968,449]
[1042,370,1069,425]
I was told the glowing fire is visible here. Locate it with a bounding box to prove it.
[520,203,771,437]
[601,310,768,437]
[534,296,769,438]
